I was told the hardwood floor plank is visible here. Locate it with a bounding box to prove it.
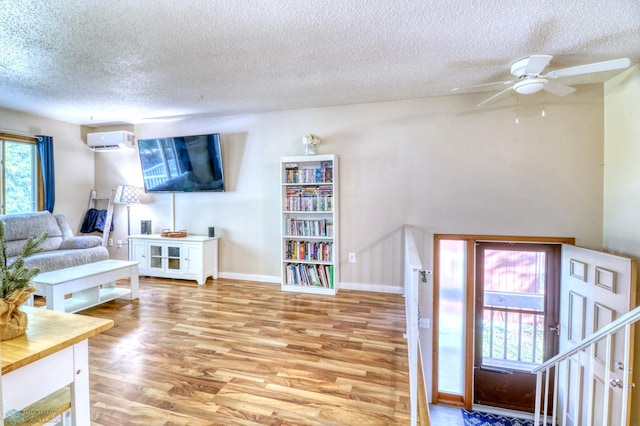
[77,278,410,425]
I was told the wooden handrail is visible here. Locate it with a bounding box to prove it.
[531,304,640,374]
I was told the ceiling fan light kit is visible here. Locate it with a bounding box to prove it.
[513,78,547,95]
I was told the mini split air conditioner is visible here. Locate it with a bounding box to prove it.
[87,131,135,152]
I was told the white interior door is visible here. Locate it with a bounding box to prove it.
[560,244,636,426]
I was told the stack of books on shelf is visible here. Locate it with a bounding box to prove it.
[285,240,333,262]
[284,218,333,237]
[284,186,333,212]
[285,263,333,288]
[284,161,333,183]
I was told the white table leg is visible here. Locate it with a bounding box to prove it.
[70,340,90,424]
[46,284,66,312]
[130,264,139,300]
[212,242,219,279]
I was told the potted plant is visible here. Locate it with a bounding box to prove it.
[0,220,47,340]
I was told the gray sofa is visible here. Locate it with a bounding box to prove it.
[1,211,109,273]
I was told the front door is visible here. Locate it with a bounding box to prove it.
[473,242,560,411]
[559,245,636,425]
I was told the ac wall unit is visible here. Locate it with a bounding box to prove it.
[87,131,135,151]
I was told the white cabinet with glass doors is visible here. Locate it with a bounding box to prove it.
[128,234,219,285]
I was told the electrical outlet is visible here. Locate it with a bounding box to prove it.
[348,252,356,263]
[419,318,430,328]
[117,240,122,248]
[108,238,113,247]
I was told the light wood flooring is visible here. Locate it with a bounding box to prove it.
[428,404,463,425]
[76,277,411,425]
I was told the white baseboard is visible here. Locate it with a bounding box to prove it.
[218,272,281,283]
[339,282,404,294]
[216,274,403,294]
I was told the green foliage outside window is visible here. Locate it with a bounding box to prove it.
[2,141,38,214]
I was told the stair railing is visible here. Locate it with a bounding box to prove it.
[531,305,640,425]
[404,226,423,425]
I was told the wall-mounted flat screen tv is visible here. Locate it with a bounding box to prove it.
[137,133,225,193]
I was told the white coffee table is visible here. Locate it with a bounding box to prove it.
[31,259,139,313]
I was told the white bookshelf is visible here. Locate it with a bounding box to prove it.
[280,154,339,295]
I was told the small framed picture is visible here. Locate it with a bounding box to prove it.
[141,220,152,234]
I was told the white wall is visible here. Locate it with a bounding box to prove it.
[0,109,95,229]
[89,87,605,289]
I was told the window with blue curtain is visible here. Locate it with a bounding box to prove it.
[0,135,42,214]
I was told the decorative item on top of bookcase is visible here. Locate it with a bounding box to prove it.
[302,134,321,155]
[281,154,339,295]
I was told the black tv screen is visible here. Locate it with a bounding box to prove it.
[137,133,225,193]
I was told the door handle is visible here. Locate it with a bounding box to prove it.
[549,324,560,336]
[610,378,623,388]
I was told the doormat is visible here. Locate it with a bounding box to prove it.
[461,409,549,426]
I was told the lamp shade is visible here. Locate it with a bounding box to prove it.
[114,185,142,205]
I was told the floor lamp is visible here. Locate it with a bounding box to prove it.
[114,185,143,236]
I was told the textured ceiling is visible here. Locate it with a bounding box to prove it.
[1,0,639,126]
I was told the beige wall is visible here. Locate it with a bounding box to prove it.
[603,64,640,256]
[0,85,608,407]
[1,86,605,290]
[90,90,606,404]
[0,109,95,229]
[89,87,606,289]
[603,63,640,422]
[86,124,137,258]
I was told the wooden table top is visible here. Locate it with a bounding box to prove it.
[1,306,113,374]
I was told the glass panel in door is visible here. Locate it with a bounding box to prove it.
[149,245,163,269]
[167,245,181,270]
[474,243,560,412]
[437,239,466,396]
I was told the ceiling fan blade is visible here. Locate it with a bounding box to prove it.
[546,57,631,78]
[543,81,576,96]
[524,55,553,75]
[477,86,513,107]
[452,80,513,92]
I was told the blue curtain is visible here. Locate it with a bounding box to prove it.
[36,135,55,212]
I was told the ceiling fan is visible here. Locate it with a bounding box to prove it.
[453,55,631,107]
